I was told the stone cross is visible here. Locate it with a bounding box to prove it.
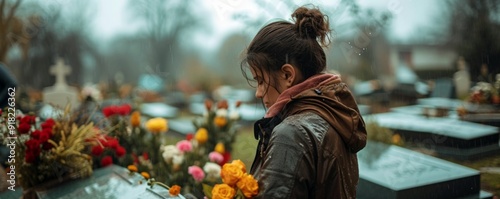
[50,58,71,89]
[43,58,80,112]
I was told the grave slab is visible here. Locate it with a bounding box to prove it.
[357,142,483,199]
[365,112,500,160]
[0,165,186,199]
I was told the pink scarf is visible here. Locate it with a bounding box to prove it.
[265,73,339,118]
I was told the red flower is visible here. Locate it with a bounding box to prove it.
[102,104,132,117]
[102,106,115,118]
[25,139,40,150]
[186,133,194,141]
[132,153,139,164]
[18,123,31,134]
[221,152,232,165]
[117,104,132,116]
[115,146,126,157]
[103,137,119,149]
[91,145,105,156]
[30,130,42,139]
[41,118,55,129]
[142,152,149,160]
[20,115,36,124]
[100,156,113,167]
[25,151,38,163]
[42,142,54,150]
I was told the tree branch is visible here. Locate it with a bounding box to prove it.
[5,0,21,27]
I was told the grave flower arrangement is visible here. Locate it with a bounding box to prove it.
[202,160,259,199]
[99,103,168,176]
[0,106,100,198]
[192,99,242,164]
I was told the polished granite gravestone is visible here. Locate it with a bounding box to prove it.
[357,142,493,199]
[365,112,500,160]
[0,165,185,199]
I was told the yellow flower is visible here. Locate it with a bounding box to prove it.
[214,116,227,128]
[195,128,208,144]
[231,159,247,173]
[130,111,141,127]
[220,162,245,186]
[145,117,168,133]
[127,165,138,172]
[141,172,150,179]
[214,142,225,154]
[169,185,181,196]
[236,174,259,198]
[212,184,236,199]
[392,134,401,145]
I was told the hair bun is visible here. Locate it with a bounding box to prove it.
[292,6,330,46]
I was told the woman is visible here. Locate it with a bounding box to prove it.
[241,5,367,199]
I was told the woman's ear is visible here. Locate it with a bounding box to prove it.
[281,64,296,87]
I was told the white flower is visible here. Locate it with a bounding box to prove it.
[229,110,240,120]
[162,145,181,162]
[203,162,222,179]
[216,109,228,117]
[172,154,185,166]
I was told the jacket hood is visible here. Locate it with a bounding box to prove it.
[270,73,367,153]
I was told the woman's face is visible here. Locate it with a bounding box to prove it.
[250,67,287,109]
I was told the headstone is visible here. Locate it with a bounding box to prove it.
[0,165,186,199]
[430,78,455,98]
[365,112,500,160]
[453,62,471,100]
[42,58,80,111]
[141,102,178,118]
[357,142,493,199]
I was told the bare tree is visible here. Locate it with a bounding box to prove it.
[0,0,29,63]
[14,0,101,89]
[444,0,500,79]
[128,0,203,87]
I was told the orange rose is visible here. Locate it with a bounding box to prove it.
[236,174,259,198]
[212,184,236,199]
[214,116,227,127]
[195,128,208,144]
[231,159,247,173]
[169,185,181,196]
[221,162,245,186]
[130,111,141,127]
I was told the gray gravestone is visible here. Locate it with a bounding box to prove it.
[42,58,80,110]
[357,142,493,199]
[365,112,500,160]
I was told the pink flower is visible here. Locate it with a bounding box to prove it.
[176,140,193,152]
[208,151,224,164]
[188,165,205,182]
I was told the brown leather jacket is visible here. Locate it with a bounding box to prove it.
[250,80,367,199]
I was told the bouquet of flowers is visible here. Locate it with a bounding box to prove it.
[0,106,100,198]
[203,160,259,199]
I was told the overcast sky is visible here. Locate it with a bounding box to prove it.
[90,0,441,51]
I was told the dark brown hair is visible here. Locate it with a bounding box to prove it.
[241,5,331,89]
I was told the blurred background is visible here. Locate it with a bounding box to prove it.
[2,0,499,113]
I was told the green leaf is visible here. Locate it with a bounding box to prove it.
[202,183,214,199]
